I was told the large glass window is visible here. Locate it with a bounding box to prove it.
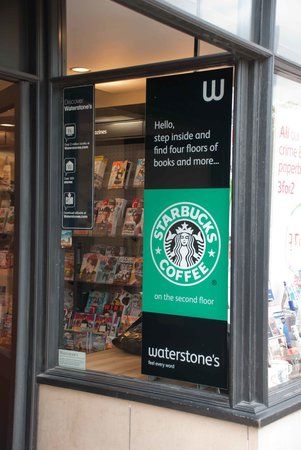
[62,79,147,380]
[275,0,301,64]
[268,75,301,387]
[60,67,233,392]
[156,0,252,40]
[66,0,223,76]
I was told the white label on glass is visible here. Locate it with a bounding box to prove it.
[58,349,86,370]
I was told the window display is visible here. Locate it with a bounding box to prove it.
[61,94,145,379]
[268,76,301,387]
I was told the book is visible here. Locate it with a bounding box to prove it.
[84,291,110,314]
[94,155,108,190]
[108,160,132,189]
[133,158,145,188]
[113,257,135,285]
[72,312,95,332]
[64,251,74,281]
[122,206,143,237]
[78,253,101,283]
[96,256,118,284]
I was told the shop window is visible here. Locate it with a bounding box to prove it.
[268,75,301,388]
[60,68,233,391]
[66,0,196,75]
[157,0,252,40]
[275,0,301,64]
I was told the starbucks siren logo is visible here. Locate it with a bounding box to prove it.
[151,202,220,286]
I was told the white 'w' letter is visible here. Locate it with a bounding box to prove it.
[202,79,225,102]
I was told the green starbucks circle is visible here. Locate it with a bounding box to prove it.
[150,202,221,286]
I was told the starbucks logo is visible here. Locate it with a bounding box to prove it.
[151,202,220,286]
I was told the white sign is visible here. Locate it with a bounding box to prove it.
[58,349,86,370]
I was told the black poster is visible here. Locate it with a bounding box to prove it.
[142,68,233,389]
[62,85,94,229]
[145,68,233,189]
[142,312,228,388]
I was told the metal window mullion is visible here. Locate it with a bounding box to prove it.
[251,0,276,50]
[231,55,273,408]
[113,0,272,60]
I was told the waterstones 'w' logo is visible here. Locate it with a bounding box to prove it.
[150,202,221,286]
[202,79,225,102]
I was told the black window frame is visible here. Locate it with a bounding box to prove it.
[35,0,301,427]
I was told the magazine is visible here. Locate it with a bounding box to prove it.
[0,251,13,269]
[73,332,89,352]
[73,229,90,236]
[103,300,124,318]
[133,158,145,188]
[91,333,106,352]
[78,253,101,283]
[123,293,142,317]
[64,251,74,281]
[106,314,122,348]
[94,198,127,237]
[108,160,132,189]
[84,291,110,314]
[63,309,73,331]
[0,208,8,233]
[121,293,142,332]
[64,287,74,311]
[72,312,95,332]
[97,256,118,284]
[113,257,135,285]
[93,315,112,335]
[94,155,108,190]
[122,207,143,237]
[61,230,72,248]
[5,207,14,234]
[0,313,12,349]
[90,244,107,255]
[129,257,143,286]
[63,331,74,350]
[105,246,125,257]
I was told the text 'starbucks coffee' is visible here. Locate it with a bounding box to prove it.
[150,202,220,286]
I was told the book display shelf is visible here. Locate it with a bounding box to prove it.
[62,105,145,377]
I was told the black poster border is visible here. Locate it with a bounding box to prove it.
[62,84,95,230]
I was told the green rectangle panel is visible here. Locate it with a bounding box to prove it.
[143,188,230,321]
